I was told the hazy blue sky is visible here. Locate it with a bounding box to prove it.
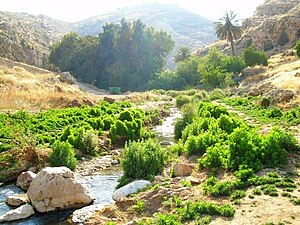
[1,0,265,22]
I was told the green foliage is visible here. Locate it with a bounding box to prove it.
[177,200,235,219]
[175,95,192,108]
[121,139,165,181]
[203,177,235,197]
[80,130,99,155]
[154,213,181,225]
[243,46,268,67]
[295,39,300,58]
[49,140,77,171]
[49,19,174,91]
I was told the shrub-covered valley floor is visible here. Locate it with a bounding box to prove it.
[1,90,300,225]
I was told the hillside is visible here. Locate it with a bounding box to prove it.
[0,11,72,68]
[74,3,216,50]
[196,0,300,56]
[0,4,216,69]
[0,57,94,111]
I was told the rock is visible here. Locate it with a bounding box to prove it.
[112,180,151,201]
[173,163,193,177]
[187,176,201,185]
[103,96,116,103]
[16,171,37,191]
[160,141,173,146]
[111,160,119,165]
[5,194,29,207]
[27,167,94,213]
[242,66,266,77]
[59,72,76,84]
[72,204,108,224]
[0,204,35,222]
[28,167,38,173]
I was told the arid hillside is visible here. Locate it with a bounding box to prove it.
[196,0,300,57]
[0,57,94,111]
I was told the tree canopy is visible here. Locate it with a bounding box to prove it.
[49,19,174,91]
[213,11,243,56]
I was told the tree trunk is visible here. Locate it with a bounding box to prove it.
[230,40,235,57]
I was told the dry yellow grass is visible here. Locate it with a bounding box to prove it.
[0,65,93,110]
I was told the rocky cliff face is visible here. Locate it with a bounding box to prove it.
[196,0,300,56]
[0,11,72,67]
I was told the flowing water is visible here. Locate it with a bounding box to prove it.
[0,107,181,224]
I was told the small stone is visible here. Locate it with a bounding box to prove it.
[111,160,119,165]
[173,163,193,177]
[5,194,29,207]
[16,171,37,191]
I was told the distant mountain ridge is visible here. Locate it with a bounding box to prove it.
[0,3,216,68]
[74,3,216,50]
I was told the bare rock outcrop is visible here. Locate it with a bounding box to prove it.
[27,167,94,213]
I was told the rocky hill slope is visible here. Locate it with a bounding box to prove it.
[0,4,216,68]
[0,11,72,68]
[74,3,216,50]
[196,0,300,56]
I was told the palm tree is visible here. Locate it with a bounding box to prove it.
[174,46,191,63]
[213,11,243,56]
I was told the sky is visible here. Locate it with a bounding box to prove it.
[1,0,265,22]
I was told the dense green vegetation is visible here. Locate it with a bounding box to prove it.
[49,19,174,91]
[120,139,165,183]
[0,101,162,171]
[223,96,300,126]
[243,46,268,66]
[174,101,299,172]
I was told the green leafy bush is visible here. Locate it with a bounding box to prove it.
[80,130,99,155]
[243,46,268,67]
[178,200,235,219]
[49,140,77,171]
[121,139,165,181]
[176,95,192,108]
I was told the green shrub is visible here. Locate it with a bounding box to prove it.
[81,130,99,155]
[235,166,255,182]
[155,213,180,225]
[203,176,235,197]
[121,139,165,181]
[243,46,268,67]
[199,144,229,170]
[178,200,235,219]
[295,39,300,58]
[49,140,77,171]
[109,120,128,143]
[176,95,191,108]
[119,110,133,122]
[224,56,246,74]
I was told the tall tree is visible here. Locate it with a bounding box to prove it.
[213,11,243,56]
[174,46,191,63]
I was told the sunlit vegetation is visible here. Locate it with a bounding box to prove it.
[0,101,162,172]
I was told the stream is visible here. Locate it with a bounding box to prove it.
[0,107,181,224]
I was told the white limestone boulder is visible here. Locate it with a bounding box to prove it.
[112,180,151,201]
[0,204,34,222]
[27,167,94,213]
